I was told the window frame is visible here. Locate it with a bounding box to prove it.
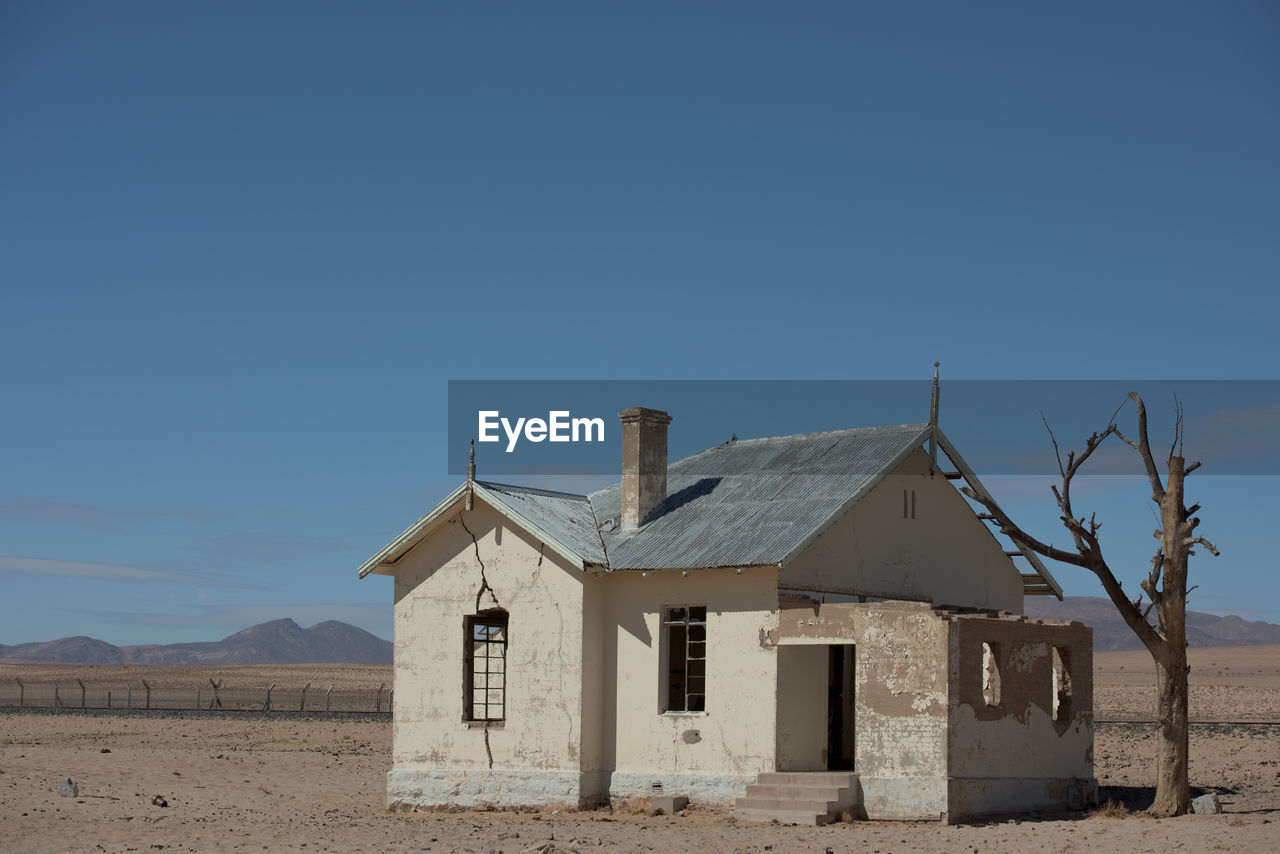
[662,605,707,714]
[463,611,508,723]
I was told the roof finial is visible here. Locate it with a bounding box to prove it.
[465,439,476,510]
[928,362,940,474]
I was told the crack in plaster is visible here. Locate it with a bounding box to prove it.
[530,542,576,762]
[459,513,500,612]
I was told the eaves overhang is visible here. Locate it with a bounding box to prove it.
[356,482,595,578]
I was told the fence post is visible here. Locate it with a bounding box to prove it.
[16,678,23,708]
[209,679,222,710]
[108,691,112,709]
[77,679,86,708]
[142,679,151,710]
[54,681,62,707]
[194,683,201,710]
[263,684,274,711]
[325,685,333,712]
[299,682,310,712]
[125,681,132,710]
[376,683,385,713]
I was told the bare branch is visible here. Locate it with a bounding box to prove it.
[959,486,1092,567]
[1186,536,1220,557]
[1169,395,1184,462]
[1107,395,1130,429]
[1124,392,1166,500]
[1185,461,1202,475]
[1041,411,1065,477]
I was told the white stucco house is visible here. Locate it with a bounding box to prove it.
[359,407,1096,823]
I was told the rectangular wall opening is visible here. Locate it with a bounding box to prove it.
[1052,645,1072,725]
[827,644,855,770]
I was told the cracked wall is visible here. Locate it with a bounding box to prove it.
[390,500,586,779]
[781,449,1023,612]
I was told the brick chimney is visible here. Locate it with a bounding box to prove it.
[619,407,672,529]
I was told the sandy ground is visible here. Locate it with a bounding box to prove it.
[1,649,1278,853]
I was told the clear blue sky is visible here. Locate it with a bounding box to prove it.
[2,2,1277,644]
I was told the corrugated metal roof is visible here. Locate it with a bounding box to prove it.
[589,423,931,570]
[357,421,1061,596]
[475,481,608,566]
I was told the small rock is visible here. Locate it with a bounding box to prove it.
[1191,793,1221,815]
[100,749,111,754]
[57,779,78,798]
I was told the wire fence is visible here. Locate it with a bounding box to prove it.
[0,677,392,714]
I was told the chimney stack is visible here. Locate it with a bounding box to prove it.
[619,407,671,529]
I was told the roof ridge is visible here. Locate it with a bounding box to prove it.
[718,422,930,446]
[584,422,931,500]
[475,480,589,500]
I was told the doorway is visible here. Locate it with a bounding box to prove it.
[826,644,855,770]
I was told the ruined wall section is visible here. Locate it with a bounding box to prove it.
[946,613,1096,817]
[388,500,588,806]
[781,448,1024,613]
[773,599,952,819]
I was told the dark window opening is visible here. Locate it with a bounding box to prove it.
[464,612,507,721]
[664,606,706,712]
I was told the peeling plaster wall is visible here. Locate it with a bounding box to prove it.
[946,615,1095,815]
[782,449,1023,613]
[390,500,587,800]
[600,566,779,799]
[773,600,951,818]
[771,600,1094,820]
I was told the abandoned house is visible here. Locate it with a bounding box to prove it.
[358,403,1097,823]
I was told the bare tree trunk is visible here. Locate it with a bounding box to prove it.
[960,396,1219,817]
[1151,649,1190,815]
[1147,455,1192,816]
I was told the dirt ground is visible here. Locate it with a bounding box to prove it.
[2,648,1278,853]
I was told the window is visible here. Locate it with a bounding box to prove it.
[903,489,917,519]
[464,611,507,721]
[981,641,1002,707]
[664,606,706,712]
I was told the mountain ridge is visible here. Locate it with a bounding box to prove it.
[1024,596,1280,651]
[0,619,391,665]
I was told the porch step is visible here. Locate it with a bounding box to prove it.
[732,772,858,826]
[733,807,839,826]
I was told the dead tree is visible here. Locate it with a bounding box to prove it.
[962,392,1218,816]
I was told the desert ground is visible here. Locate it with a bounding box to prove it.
[2,647,1278,853]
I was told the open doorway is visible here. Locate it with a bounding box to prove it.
[827,644,855,770]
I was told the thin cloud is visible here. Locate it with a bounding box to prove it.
[0,555,268,591]
[195,531,364,563]
[0,496,225,531]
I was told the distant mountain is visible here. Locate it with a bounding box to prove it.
[1024,596,1280,651]
[0,619,392,665]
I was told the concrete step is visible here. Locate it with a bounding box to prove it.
[753,772,858,786]
[735,796,843,814]
[743,783,854,801]
[732,807,837,826]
